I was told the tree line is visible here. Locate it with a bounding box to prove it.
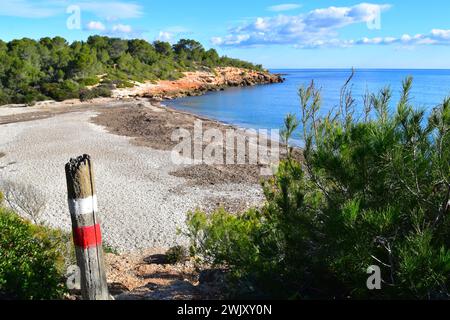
[0,36,264,105]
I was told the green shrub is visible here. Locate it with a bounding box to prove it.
[41,80,80,101]
[93,85,112,98]
[79,85,112,102]
[187,209,262,266]
[77,77,100,86]
[0,89,11,105]
[115,80,135,89]
[7,86,48,105]
[0,208,73,299]
[165,245,188,264]
[185,76,450,299]
[79,89,95,102]
[101,78,113,85]
[103,243,118,255]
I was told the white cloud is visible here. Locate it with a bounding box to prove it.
[156,26,191,42]
[212,3,391,47]
[79,2,143,21]
[112,24,133,33]
[212,35,250,46]
[0,0,59,18]
[213,3,450,49]
[431,29,450,40]
[267,4,302,12]
[0,0,143,20]
[354,29,450,47]
[304,3,391,29]
[86,21,106,31]
[293,29,450,49]
[157,31,174,42]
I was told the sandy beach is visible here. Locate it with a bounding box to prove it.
[0,99,269,253]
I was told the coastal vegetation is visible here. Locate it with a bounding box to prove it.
[1,34,448,300]
[0,36,264,105]
[185,77,450,299]
[0,204,73,299]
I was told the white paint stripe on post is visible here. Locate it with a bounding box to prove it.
[68,195,98,216]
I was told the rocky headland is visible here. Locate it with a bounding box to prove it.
[113,67,284,100]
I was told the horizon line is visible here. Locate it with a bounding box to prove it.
[268,67,450,70]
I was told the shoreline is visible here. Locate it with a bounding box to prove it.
[0,91,296,300]
[0,97,286,253]
[0,66,284,127]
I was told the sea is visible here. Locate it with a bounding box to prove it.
[167,69,450,142]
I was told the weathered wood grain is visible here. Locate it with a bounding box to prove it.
[65,154,109,300]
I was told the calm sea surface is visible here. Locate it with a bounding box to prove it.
[168,69,450,141]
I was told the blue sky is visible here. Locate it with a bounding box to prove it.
[1,0,450,69]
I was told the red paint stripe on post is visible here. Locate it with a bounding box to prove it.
[73,224,102,249]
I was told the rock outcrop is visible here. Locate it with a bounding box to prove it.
[113,67,284,100]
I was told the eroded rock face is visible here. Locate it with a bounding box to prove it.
[113,67,284,100]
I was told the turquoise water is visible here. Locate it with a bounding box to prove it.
[167,69,450,140]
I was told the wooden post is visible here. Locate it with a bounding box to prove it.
[65,154,109,300]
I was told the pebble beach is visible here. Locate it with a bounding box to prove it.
[0,102,265,253]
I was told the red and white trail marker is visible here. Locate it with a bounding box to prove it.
[65,155,109,300]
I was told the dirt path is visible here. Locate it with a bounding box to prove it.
[104,249,223,300]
